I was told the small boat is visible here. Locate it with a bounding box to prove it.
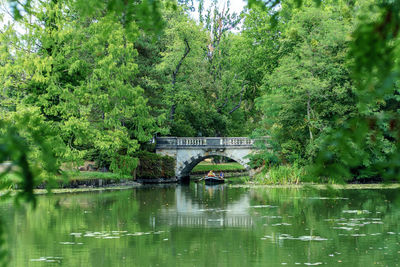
[204,175,225,184]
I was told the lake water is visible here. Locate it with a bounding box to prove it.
[1,184,400,266]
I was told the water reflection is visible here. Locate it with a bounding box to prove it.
[160,184,253,228]
[1,184,400,266]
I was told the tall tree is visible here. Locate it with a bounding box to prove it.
[0,1,161,173]
[251,4,356,164]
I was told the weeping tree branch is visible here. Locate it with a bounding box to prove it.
[170,38,191,120]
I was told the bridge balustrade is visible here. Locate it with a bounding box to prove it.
[156,137,255,148]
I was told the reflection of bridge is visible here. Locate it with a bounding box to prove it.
[156,137,257,179]
[151,186,254,228]
[155,214,254,228]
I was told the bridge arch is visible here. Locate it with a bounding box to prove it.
[178,152,251,178]
[155,137,257,180]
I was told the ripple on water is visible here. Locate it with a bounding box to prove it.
[332,227,354,231]
[70,232,82,237]
[271,223,292,226]
[78,230,166,239]
[250,205,278,208]
[351,234,367,237]
[59,242,83,245]
[30,257,62,263]
[261,234,328,241]
[342,210,371,214]
[297,236,328,241]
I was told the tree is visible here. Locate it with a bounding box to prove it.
[313,0,400,180]
[255,5,356,164]
[0,1,161,174]
[158,1,255,137]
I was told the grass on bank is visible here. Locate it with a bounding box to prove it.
[64,171,131,180]
[191,162,245,173]
[1,171,133,189]
[4,171,131,181]
[253,164,400,185]
[253,164,310,185]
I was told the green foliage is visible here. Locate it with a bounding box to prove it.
[6,0,173,35]
[0,217,7,267]
[157,3,255,137]
[3,0,400,263]
[243,1,400,181]
[255,5,355,162]
[243,0,400,182]
[0,106,65,202]
[1,1,163,174]
[247,0,323,12]
[65,171,132,180]
[135,151,175,179]
[0,106,65,265]
[312,1,400,181]
[253,164,310,185]
[1,171,133,190]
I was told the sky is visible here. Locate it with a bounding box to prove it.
[0,1,12,25]
[189,0,247,20]
[188,0,247,32]
[214,0,246,14]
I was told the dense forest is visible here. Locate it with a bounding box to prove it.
[1,0,400,185]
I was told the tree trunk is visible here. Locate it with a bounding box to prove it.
[307,91,313,141]
[170,38,190,121]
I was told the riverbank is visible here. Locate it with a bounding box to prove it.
[251,164,400,185]
[2,171,137,189]
[232,182,400,189]
[3,178,400,197]
[1,167,247,192]
[2,162,399,193]
[33,183,142,195]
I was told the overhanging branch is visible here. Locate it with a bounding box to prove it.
[228,81,246,114]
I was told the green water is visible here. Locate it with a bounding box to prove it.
[1,184,400,266]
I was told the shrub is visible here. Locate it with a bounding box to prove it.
[135,151,175,179]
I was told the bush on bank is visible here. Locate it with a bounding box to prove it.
[135,151,175,179]
[0,151,176,189]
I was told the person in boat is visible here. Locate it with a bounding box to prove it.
[219,171,224,179]
[207,170,216,177]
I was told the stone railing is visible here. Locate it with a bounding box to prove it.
[222,137,253,146]
[155,137,255,148]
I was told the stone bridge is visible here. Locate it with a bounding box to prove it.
[155,137,258,180]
